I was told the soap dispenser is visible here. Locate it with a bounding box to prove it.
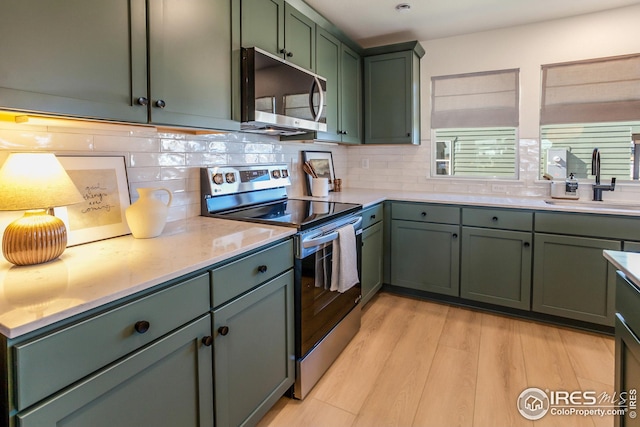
[565,173,578,197]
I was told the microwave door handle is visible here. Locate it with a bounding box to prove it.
[308,76,324,122]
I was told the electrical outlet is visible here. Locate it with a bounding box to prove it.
[492,184,507,193]
[361,158,369,169]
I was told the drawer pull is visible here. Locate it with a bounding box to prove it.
[134,320,150,334]
[202,336,214,347]
[257,265,268,274]
[524,242,531,248]
[421,212,427,217]
[452,233,458,239]
[492,216,498,222]
[218,326,230,336]
[370,214,376,220]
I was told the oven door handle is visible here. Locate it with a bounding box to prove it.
[301,216,362,249]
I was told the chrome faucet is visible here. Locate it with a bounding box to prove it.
[591,148,616,201]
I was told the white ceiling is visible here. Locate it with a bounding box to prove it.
[304,0,640,47]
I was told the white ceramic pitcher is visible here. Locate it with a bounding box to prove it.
[125,187,173,238]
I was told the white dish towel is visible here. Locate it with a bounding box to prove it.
[330,224,359,293]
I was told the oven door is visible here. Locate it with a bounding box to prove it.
[294,225,362,358]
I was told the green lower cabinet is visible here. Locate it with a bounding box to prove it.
[214,270,294,427]
[390,220,460,296]
[532,233,620,326]
[17,316,214,427]
[460,227,532,310]
[625,241,640,252]
[362,221,384,305]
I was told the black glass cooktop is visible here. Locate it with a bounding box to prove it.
[215,198,361,230]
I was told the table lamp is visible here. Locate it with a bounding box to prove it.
[0,153,84,266]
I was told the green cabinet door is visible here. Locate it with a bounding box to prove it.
[148,0,237,130]
[390,220,460,296]
[339,44,362,144]
[17,316,213,427]
[241,0,284,56]
[362,221,384,306]
[0,0,148,123]
[283,3,316,70]
[533,233,620,326]
[214,271,295,427]
[460,227,532,310]
[364,47,421,144]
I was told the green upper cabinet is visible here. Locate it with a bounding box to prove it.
[0,0,147,123]
[241,0,285,58]
[363,42,424,144]
[315,27,362,144]
[147,0,236,129]
[241,0,315,71]
[0,0,237,130]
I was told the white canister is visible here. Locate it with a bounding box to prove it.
[311,178,329,197]
[125,187,173,238]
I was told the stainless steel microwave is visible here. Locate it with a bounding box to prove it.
[241,47,327,135]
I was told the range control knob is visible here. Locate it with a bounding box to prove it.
[212,173,224,185]
[225,172,236,184]
[271,169,281,179]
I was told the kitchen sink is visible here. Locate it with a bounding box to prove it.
[544,199,640,211]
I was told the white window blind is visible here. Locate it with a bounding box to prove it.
[431,69,519,129]
[540,54,640,125]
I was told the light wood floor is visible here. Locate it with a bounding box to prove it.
[257,292,615,427]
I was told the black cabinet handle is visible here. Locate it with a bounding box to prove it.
[134,320,150,334]
[452,233,458,239]
[218,326,229,336]
[155,99,166,109]
[286,51,293,58]
[202,336,213,346]
[370,214,376,220]
[136,97,149,106]
[492,216,498,222]
[257,265,268,273]
[421,212,427,217]
[406,132,411,137]
[524,242,530,248]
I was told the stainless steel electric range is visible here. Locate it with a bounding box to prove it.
[200,163,363,399]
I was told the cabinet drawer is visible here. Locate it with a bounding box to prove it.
[14,273,210,410]
[617,272,640,336]
[211,239,293,307]
[362,203,383,229]
[462,207,533,231]
[535,212,640,240]
[392,202,460,224]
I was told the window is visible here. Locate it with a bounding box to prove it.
[431,69,519,178]
[540,54,640,180]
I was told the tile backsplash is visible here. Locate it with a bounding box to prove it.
[0,117,348,224]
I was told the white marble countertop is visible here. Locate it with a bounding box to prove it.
[0,217,296,339]
[317,188,640,216]
[604,250,640,287]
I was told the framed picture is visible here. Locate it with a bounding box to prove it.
[54,156,131,246]
[302,151,336,195]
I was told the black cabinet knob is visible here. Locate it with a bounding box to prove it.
[136,97,149,106]
[286,51,293,58]
[202,336,213,346]
[492,216,498,222]
[155,99,166,109]
[134,320,150,334]
[218,326,229,336]
[370,214,376,220]
[452,233,458,239]
[406,132,411,137]
[279,49,287,54]
[421,212,427,217]
[257,265,268,274]
[524,242,531,248]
